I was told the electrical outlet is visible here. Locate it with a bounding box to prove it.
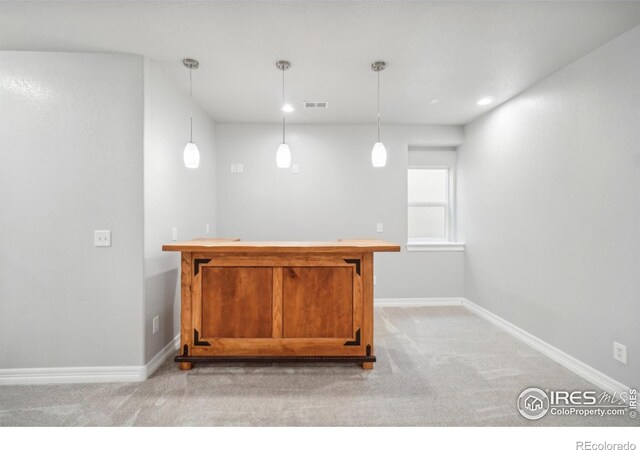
[292,164,300,174]
[230,163,237,173]
[237,163,244,173]
[205,223,210,235]
[153,315,159,334]
[374,276,377,286]
[376,223,383,233]
[614,342,627,364]
[172,227,178,241]
[94,230,111,247]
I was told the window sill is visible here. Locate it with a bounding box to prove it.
[406,242,465,252]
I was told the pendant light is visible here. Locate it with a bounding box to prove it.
[276,60,292,168]
[183,58,200,169]
[371,61,387,168]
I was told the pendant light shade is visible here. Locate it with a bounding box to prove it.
[183,142,200,168]
[276,60,291,168]
[371,142,387,167]
[183,58,200,169]
[276,143,292,168]
[371,61,387,168]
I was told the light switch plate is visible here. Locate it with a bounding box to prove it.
[292,164,300,174]
[237,163,244,173]
[152,315,159,334]
[230,164,237,173]
[172,227,178,241]
[94,230,111,247]
[614,342,627,364]
[376,223,383,233]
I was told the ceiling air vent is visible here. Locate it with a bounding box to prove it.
[304,101,328,109]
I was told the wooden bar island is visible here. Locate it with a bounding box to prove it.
[162,239,400,370]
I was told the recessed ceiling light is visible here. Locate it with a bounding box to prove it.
[477,97,493,106]
[429,98,440,104]
[282,103,294,113]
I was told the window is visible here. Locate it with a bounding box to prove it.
[406,147,463,251]
[408,167,451,241]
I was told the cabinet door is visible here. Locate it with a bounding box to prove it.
[282,266,354,338]
[201,267,273,338]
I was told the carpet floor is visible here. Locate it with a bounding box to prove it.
[0,306,636,426]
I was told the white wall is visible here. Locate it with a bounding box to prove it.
[215,124,464,298]
[458,26,640,387]
[0,51,145,368]
[143,59,217,363]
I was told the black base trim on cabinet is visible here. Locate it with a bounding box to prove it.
[174,355,376,364]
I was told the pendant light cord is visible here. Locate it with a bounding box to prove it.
[189,68,193,143]
[377,69,381,142]
[282,67,286,144]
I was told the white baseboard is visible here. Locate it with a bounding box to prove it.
[145,334,181,379]
[0,365,147,385]
[0,334,180,385]
[462,298,632,398]
[375,297,465,307]
[379,296,632,400]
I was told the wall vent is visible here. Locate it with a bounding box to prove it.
[304,101,328,109]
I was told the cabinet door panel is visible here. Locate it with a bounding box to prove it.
[202,267,273,338]
[283,267,353,338]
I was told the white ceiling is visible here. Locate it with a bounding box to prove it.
[2,1,640,125]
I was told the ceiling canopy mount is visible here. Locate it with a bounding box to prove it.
[183,58,199,70]
[371,61,386,72]
[276,60,291,71]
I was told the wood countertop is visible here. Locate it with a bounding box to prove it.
[162,239,401,253]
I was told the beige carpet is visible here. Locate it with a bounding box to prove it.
[0,306,636,426]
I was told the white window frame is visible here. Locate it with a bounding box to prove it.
[407,165,464,252]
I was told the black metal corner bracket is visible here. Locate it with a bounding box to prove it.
[193,329,210,346]
[344,328,361,346]
[344,259,361,276]
[182,344,189,357]
[194,258,212,276]
[366,344,372,356]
